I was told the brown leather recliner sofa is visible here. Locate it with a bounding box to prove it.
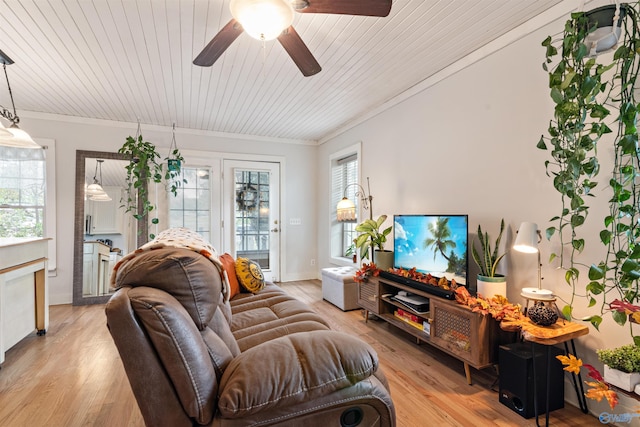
[106,247,396,427]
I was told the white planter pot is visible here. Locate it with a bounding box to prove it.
[476,274,506,300]
[604,365,640,392]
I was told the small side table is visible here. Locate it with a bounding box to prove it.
[501,317,589,427]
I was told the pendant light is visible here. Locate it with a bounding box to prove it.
[87,159,111,201]
[0,49,39,149]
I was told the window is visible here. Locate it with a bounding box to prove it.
[331,150,359,261]
[169,166,211,242]
[0,147,46,237]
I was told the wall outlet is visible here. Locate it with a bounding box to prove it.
[310,259,315,266]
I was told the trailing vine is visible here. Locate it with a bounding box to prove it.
[118,131,185,240]
[539,3,640,341]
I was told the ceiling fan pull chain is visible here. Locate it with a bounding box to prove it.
[262,38,267,79]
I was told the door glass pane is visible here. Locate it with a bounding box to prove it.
[235,169,270,269]
[169,167,211,237]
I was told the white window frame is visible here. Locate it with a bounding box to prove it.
[329,142,361,266]
[168,164,213,243]
[0,138,56,275]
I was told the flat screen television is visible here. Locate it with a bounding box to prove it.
[393,214,469,287]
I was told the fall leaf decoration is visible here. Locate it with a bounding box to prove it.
[584,381,619,409]
[387,267,458,291]
[556,358,618,410]
[584,363,604,382]
[609,299,640,323]
[556,354,582,375]
[454,286,522,322]
[353,263,380,283]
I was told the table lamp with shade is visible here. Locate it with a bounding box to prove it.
[513,222,555,302]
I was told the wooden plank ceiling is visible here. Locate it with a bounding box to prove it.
[0,0,563,143]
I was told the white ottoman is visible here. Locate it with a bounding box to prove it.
[321,266,359,311]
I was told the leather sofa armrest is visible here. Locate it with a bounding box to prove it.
[217,330,378,418]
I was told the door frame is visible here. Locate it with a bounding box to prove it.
[223,159,282,282]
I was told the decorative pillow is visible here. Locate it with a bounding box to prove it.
[219,253,241,299]
[235,257,265,292]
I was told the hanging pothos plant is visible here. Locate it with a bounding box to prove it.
[539,2,640,341]
[118,124,185,240]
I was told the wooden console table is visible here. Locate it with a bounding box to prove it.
[0,238,50,365]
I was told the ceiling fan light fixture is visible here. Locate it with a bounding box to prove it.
[230,0,294,41]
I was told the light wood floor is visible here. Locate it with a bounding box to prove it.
[0,280,602,427]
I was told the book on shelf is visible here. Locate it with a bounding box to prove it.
[397,308,421,323]
[394,310,424,331]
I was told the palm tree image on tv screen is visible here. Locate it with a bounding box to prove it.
[393,215,468,286]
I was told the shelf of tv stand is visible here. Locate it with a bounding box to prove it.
[379,296,431,338]
[359,276,506,385]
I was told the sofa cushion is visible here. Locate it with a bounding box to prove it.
[219,253,241,299]
[217,330,379,418]
[235,257,265,292]
[128,286,222,425]
[115,247,222,330]
[229,284,331,351]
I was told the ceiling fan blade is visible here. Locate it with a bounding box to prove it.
[278,26,321,77]
[193,19,244,67]
[296,0,392,17]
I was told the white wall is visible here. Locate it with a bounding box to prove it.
[22,115,318,305]
[317,6,639,419]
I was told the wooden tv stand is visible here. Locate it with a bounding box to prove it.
[358,276,506,384]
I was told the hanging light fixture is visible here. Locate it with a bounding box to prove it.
[0,49,39,149]
[86,159,111,201]
[230,0,294,41]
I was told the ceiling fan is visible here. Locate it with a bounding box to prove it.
[193,0,392,77]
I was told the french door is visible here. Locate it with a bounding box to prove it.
[223,160,280,282]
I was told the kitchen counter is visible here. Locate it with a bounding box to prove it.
[0,237,49,364]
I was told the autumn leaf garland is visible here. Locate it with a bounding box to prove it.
[556,354,619,409]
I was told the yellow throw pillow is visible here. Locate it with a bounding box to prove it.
[235,257,265,292]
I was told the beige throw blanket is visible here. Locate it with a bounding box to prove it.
[111,227,230,301]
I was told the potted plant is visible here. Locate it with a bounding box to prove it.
[118,132,185,241]
[597,344,640,392]
[471,219,506,299]
[539,2,640,336]
[345,241,357,263]
[355,215,393,271]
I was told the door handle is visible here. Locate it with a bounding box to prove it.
[270,228,279,232]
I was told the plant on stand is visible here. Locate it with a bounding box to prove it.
[538,2,640,338]
[355,214,393,271]
[471,219,507,299]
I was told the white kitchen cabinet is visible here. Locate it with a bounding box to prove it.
[83,242,111,296]
[85,186,124,235]
[0,238,49,365]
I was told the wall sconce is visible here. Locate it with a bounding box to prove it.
[230,0,294,41]
[513,222,554,301]
[336,176,373,222]
[0,49,39,149]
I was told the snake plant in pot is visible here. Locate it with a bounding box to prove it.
[472,219,507,299]
[539,2,640,339]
